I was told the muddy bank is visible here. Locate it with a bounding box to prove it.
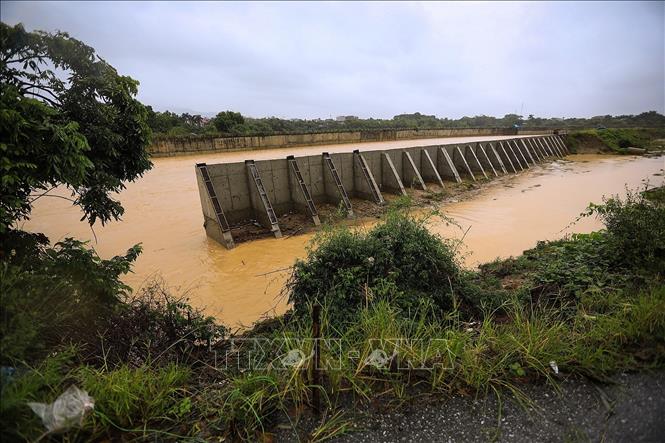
[23,154,664,327]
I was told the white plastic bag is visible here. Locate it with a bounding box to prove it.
[28,385,94,433]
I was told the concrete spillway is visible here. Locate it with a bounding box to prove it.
[196,135,569,248]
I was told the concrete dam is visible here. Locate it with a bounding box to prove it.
[195,135,569,248]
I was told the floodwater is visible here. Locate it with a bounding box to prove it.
[22,137,664,327]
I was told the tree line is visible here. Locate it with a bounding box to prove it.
[148,109,665,138]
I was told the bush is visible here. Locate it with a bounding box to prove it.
[0,231,227,367]
[584,190,665,272]
[0,232,140,364]
[94,281,227,367]
[287,211,464,326]
[525,232,624,298]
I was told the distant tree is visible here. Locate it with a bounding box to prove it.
[212,111,245,133]
[0,23,152,232]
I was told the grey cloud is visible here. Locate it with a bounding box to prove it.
[1,1,663,118]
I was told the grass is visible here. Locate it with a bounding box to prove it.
[1,356,193,442]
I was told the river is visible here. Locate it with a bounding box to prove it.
[21,140,664,327]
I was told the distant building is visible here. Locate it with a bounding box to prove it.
[335,115,358,122]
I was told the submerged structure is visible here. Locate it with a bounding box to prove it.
[196,135,569,248]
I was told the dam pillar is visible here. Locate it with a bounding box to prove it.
[526,138,542,162]
[533,137,549,158]
[519,139,537,165]
[511,140,531,168]
[437,146,462,183]
[497,142,517,173]
[549,136,565,157]
[453,146,476,181]
[487,143,508,174]
[476,144,498,177]
[502,141,524,171]
[381,152,407,195]
[543,137,559,157]
[465,145,488,179]
[287,156,320,226]
[245,160,282,238]
[353,150,385,204]
[402,151,427,190]
[555,135,569,154]
[538,137,554,157]
[420,149,445,186]
[550,135,565,154]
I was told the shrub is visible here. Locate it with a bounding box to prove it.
[0,232,140,364]
[564,128,665,153]
[94,280,227,367]
[0,231,227,367]
[287,211,464,326]
[584,190,665,272]
[525,232,621,297]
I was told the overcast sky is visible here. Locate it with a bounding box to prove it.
[2,1,664,119]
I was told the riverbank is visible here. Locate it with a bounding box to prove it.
[564,128,665,154]
[4,187,664,442]
[22,154,664,326]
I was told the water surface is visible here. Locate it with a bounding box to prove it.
[23,148,664,327]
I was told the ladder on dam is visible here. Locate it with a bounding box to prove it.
[246,160,281,233]
[197,163,231,233]
[287,156,320,224]
[323,153,353,211]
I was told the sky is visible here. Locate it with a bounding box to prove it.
[2,1,664,119]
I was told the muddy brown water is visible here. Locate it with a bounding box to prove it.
[21,140,664,327]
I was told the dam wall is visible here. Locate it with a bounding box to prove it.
[196,135,569,248]
[151,127,555,157]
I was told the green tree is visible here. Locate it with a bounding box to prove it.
[0,22,152,232]
[212,110,245,133]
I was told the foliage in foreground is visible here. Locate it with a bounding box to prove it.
[0,350,193,442]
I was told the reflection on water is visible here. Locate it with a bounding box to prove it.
[23,151,664,327]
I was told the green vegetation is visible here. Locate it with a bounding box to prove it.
[288,209,464,325]
[1,23,153,231]
[564,127,665,153]
[3,192,663,441]
[147,108,665,139]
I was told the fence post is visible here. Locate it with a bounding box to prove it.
[311,303,321,415]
